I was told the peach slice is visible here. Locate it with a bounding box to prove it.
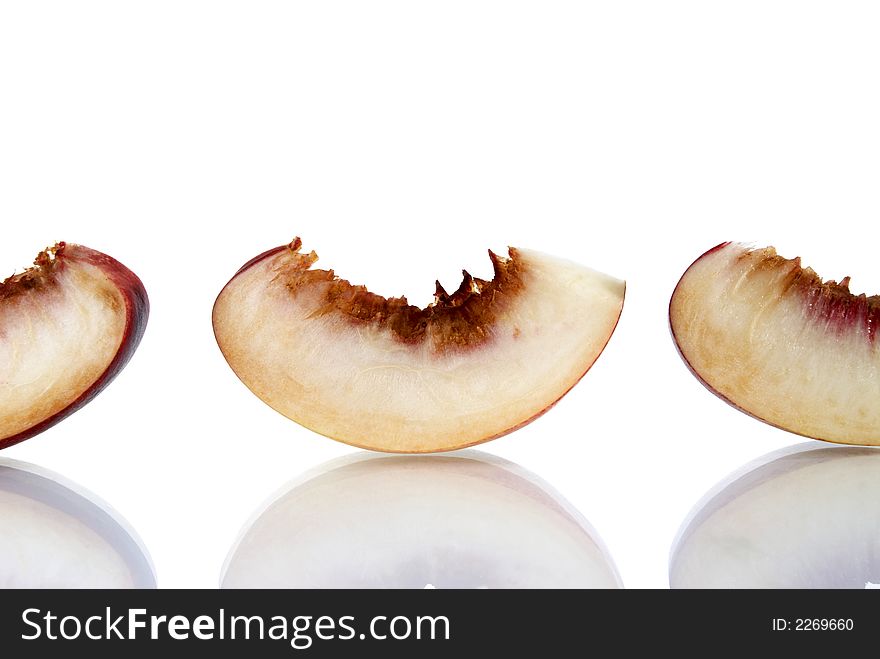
[213,238,625,452]
[0,243,149,449]
[670,242,880,445]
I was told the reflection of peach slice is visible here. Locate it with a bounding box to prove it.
[0,459,155,588]
[0,243,149,449]
[222,451,621,588]
[671,444,880,588]
[670,242,880,445]
[213,238,625,452]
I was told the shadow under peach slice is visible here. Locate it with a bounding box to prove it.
[213,237,625,453]
[670,242,880,445]
[0,243,149,449]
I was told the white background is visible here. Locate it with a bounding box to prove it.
[1,1,878,588]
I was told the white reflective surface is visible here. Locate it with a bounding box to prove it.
[671,444,880,589]
[0,459,156,588]
[222,451,621,588]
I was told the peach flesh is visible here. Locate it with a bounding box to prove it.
[213,238,625,452]
[0,243,149,449]
[670,242,880,445]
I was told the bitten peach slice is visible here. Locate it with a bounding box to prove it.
[213,238,625,452]
[670,242,880,445]
[0,243,149,449]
